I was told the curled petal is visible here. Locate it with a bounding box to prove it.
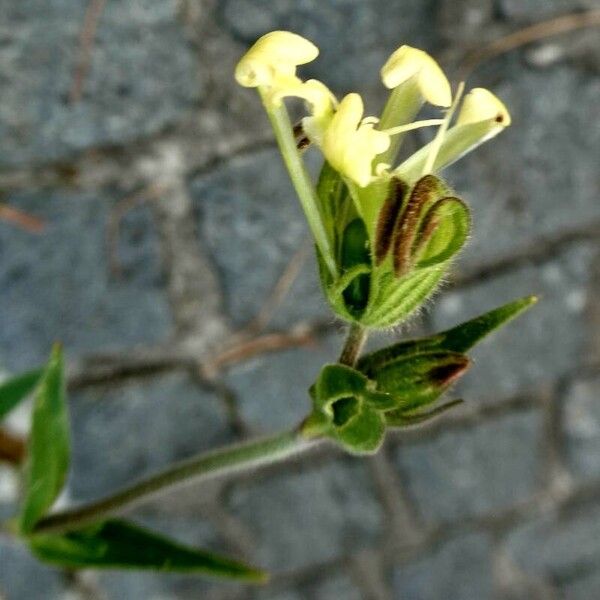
[235,31,319,88]
[456,87,511,127]
[381,46,451,107]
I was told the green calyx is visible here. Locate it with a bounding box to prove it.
[304,351,469,455]
[316,169,471,329]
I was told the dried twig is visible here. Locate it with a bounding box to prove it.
[243,238,312,335]
[201,325,320,378]
[70,0,107,104]
[0,204,45,233]
[460,9,600,78]
[0,428,26,465]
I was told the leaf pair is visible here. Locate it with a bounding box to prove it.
[307,352,467,455]
[308,363,395,454]
[3,346,265,582]
[304,296,537,452]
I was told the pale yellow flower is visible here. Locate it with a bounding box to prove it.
[234,31,318,91]
[381,46,451,107]
[456,88,511,127]
[322,93,390,187]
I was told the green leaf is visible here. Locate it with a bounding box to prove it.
[358,296,538,373]
[315,160,344,243]
[385,399,464,428]
[434,295,539,353]
[414,197,470,268]
[0,369,42,421]
[314,364,368,414]
[334,406,385,455]
[310,364,390,454]
[339,218,371,315]
[29,519,267,582]
[371,351,470,412]
[362,265,446,328]
[19,345,70,534]
[363,389,399,412]
[328,264,371,300]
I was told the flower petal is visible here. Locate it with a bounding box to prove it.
[456,87,511,127]
[381,46,451,107]
[235,31,319,88]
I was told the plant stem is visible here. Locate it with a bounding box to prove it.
[32,325,366,536]
[32,428,314,536]
[261,93,338,279]
[338,323,367,367]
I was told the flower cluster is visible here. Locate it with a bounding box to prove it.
[236,31,509,189]
[236,31,511,330]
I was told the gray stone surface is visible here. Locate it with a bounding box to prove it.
[395,411,543,524]
[498,0,594,20]
[447,67,600,271]
[503,502,600,589]
[219,0,436,96]
[193,148,332,328]
[228,459,382,571]
[561,569,600,600]
[431,243,595,404]
[0,0,199,167]
[393,532,494,600]
[0,538,68,600]
[1,0,600,598]
[226,332,343,432]
[254,572,362,600]
[69,372,231,501]
[0,189,171,372]
[564,375,600,481]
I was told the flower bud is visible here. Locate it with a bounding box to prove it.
[320,174,470,329]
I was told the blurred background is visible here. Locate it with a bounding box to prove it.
[0,1,599,598]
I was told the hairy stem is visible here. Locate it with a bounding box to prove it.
[33,428,314,536]
[338,323,367,367]
[261,92,338,279]
[31,325,366,536]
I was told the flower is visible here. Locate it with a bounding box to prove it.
[456,87,511,127]
[381,45,451,107]
[395,86,511,181]
[234,30,319,91]
[321,94,391,187]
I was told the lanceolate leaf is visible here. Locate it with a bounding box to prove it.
[19,345,70,534]
[29,519,267,582]
[435,295,539,353]
[0,369,42,421]
[358,296,538,374]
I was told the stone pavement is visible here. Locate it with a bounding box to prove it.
[0,1,599,598]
